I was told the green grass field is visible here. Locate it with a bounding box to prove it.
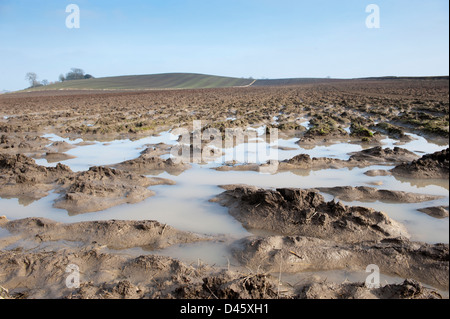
[27,73,255,91]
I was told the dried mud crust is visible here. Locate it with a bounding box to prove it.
[314,186,443,203]
[391,148,449,179]
[54,166,175,215]
[232,236,449,291]
[212,185,409,243]
[0,217,208,250]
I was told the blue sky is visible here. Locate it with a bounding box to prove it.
[0,0,448,91]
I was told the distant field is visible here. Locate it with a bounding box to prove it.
[20,73,449,92]
[26,73,255,91]
[252,76,449,87]
[253,78,338,86]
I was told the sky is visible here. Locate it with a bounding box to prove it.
[0,0,448,91]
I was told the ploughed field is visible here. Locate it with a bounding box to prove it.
[0,78,449,299]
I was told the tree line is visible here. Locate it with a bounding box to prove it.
[25,68,94,88]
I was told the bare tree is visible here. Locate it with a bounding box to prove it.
[25,72,39,87]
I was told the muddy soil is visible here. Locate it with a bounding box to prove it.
[348,146,419,164]
[364,169,393,177]
[0,134,51,157]
[0,216,208,250]
[278,154,362,171]
[0,154,175,214]
[232,236,449,291]
[314,186,443,203]
[112,151,190,176]
[0,153,73,202]
[298,279,443,299]
[39,152,77,163]
[215,147,421,173]
[212,185,409,243]
[0,79,448,299]
[1,79,448,142]
[54,166,175,215]
[0,247,206,299]
[418,206,449,219]
[0,223,445,299]
[391,148,449,179]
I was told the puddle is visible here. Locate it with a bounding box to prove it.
[380,133,447,155]
[35,129,448,172]
[0,227,11,238]
[36,132,179,172]
[299,119,310,129]
[3,238,84,253]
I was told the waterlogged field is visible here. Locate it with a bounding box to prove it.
[0,79,448,299]
[9,128,448,242]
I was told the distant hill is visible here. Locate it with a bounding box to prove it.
[19,73,449,92]
[25,73,254,91]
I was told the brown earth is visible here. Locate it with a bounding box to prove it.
[212,185,409,243]
[0,154,175,214]
[112,151,190,176]
[215,146,421,173]
[232,236,449,291]
[39,152,77,163]
[418,206,449,219]
[0,216,208,251]
[364,169,393,177]
[0,153,73,202]
[298,279,443,299]
[0,220,445,299]
[1,79,448,142]
[3,243,439,299]
[0,79,448,299]
[314,186,443,203]
[54,166,175,215]
[348,146,419,164]
[391,148,449,179]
